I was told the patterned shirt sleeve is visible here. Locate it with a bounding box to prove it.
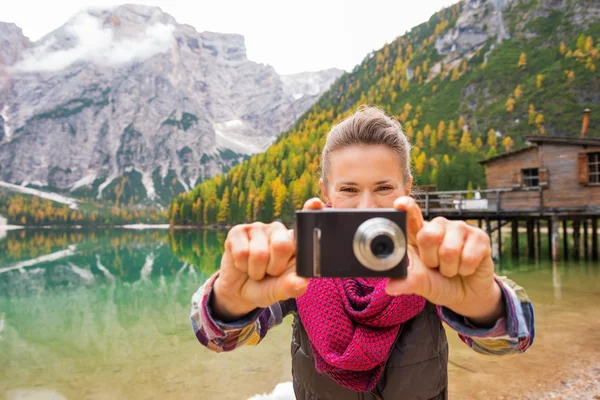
[190,271,296,352]
[436,275,535,356]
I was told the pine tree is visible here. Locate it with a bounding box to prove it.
[514,85,523,99]
[447,121,458,148]
[437,120,445,142]
[518,52,527,69]
[459,128,476,153]
[502,136,515,152]
[536,74,544,89]
[217,188,231,224]
[506,97,516,112]
[487,129,497,149]
[528,104,536,125]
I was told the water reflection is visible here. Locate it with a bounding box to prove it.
[0,228,598,400]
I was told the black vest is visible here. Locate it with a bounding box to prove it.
[290,301,449,400]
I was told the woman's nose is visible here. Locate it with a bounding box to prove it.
[358,193,378,209]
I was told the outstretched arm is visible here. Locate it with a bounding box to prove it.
[191,271,297,353]
[437,275,534,355]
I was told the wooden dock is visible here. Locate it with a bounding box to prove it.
[415,188,599,262]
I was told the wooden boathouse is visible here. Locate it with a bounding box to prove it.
[416,109,600,262]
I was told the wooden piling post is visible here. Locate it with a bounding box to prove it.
[527,219,535,260]
[536,219,542,260]
[592,218,598,261]
[563,220,569,261]
[511,220,519,258]
[583,220,589,260]
[551,216,560,261]
[478,219,482,229]
[547,218,553,260]
[573,220,581,261]
[497,219,502,261]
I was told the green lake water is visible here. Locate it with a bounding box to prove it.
[0,228,599,400]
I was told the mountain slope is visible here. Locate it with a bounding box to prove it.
[0,5,344,206]
[170,0,600,226]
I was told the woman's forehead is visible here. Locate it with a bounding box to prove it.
[328,145,404,181]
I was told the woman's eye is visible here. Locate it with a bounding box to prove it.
[377,186,393,192]
[340,187,358,193]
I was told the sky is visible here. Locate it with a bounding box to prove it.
[1,0,458,75]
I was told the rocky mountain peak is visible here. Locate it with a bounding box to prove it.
[0,7,344,205]
[0,22,32,66]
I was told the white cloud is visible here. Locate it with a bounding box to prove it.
[14,11,175,72]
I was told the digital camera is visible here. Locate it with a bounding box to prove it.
[294,208,408,278]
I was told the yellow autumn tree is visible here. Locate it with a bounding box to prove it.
[459,128,476,153]
[559,42,566,56]
[535,113,545,134]
[518,52,527,69]
[451,68,460,81]
[414,152,427,175]
[514,85,523,99]
[502,136,515,152]
[430,129,438,151]
[506,97,516,112]
[487,129,497,148]
[447,121,458,148]
[423,124,432,138]
[437,120,445,141]
[536,74,544,89]
[528,104,537,125]
[585,36,594,53]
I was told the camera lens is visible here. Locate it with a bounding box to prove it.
[352,217,406,271]
[370,235,394,258]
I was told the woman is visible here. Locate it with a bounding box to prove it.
[191,105,535,399]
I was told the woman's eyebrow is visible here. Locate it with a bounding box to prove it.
[336,179,394,186]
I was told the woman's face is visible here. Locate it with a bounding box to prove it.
[320,144,411,209]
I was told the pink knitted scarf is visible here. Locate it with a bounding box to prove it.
[295,276,426,392]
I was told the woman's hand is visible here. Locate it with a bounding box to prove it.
[386,196,504,327]
[211,198,324,322]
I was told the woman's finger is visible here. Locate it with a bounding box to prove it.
[302,197,325,210]
[266,222,296,277]
[437,221,468,278]
[416,217,446,268]
[247,223,270,281]
[393,196,424,247]
[458,228,491,277]
[226,224,251,274]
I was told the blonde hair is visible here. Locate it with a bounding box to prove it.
[321,105,412,185]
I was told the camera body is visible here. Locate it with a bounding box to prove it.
[295,208,408,278]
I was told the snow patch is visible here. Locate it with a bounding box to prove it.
[70,173,97,191]
[247,381,294,400]
[141,171,156,200]
[1,104,10,139]
[97,174,118,199]
[0,181,79,209]
[179,179,190,192]
[119,224,170,230]
[213,124,263,155]
[212,119,264,155]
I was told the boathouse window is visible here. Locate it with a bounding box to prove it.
[589,152,600,184]
[579,151,600,185]
[521,168,539,188]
